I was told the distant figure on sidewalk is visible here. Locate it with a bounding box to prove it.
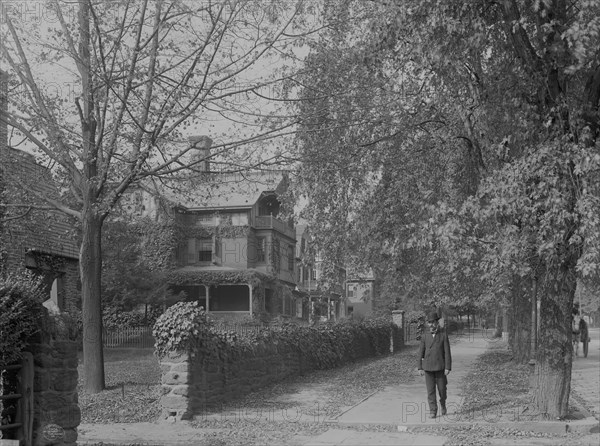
[572,308,582,357]
[418,311,452,418]
[579,315,590,358]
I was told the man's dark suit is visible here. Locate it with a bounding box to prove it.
[417,328,452,414]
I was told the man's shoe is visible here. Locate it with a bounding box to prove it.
[441,405,447,416]
[429,411,437,419]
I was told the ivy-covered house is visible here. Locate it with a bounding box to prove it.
[0,70,80,312]
[138,138,300,322]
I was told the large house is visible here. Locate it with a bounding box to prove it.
[0,70,80,312]
[136,137,300,322]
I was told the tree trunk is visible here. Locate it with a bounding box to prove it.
[494,310,502,338]
[530,277,538,361]
[533,264,576,419]
[80,210,105,393]
[508,277,531,363]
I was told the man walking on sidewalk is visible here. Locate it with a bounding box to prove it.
[418,311,452,418]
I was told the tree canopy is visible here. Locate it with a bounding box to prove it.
[290,0,600,418]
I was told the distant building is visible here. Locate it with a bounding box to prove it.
[345,276,376,318]
[295,224,346,322]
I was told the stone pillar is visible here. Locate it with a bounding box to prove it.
[159,352,192,421]
[392,310,405,329]
[29,313,80,446]
[391,310,405,353]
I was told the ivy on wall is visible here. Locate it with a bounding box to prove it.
[405,310,425,340]
[173,211,251,241]
[166,269,271,287]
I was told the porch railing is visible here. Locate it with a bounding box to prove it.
[254,215,295,239]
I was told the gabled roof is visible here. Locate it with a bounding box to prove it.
[158,170,288,211]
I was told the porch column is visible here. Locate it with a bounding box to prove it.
[248,284,253,316]
[205,285,210,313]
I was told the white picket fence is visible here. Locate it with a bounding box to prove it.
[102,326,154,349]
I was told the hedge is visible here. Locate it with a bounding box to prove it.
[153,301,399,368]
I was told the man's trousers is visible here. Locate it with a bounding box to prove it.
[424,370,447,413]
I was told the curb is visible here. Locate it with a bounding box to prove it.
[324,418,600,435]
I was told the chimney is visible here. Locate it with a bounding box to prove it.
[188,135,212,173]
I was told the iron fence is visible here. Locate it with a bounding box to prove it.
[102,326,154,349]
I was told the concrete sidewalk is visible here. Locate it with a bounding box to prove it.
[78,328,600,446]
[328,329,599,430]
[331,330,484,427]
[305,328,600,446]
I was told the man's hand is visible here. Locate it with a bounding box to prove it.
[418,369,424,376]
[444,369,450,376]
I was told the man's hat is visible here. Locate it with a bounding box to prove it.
[426,311,440,322]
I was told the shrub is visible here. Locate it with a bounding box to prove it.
[153,301,222,358]
[252,317,397,368]
[0,271,45,367]
[154,302,397,370]
[103,308,160,329]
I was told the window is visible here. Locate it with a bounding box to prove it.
[198,250,212,262]
[347,284,355,298]
[287,245,294,271]
[256,237,265,263]
[231,212,248,225]
[284,296,294,316]
[311,268,317,281]
[208,285,249,311]
[198,238,212,262]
